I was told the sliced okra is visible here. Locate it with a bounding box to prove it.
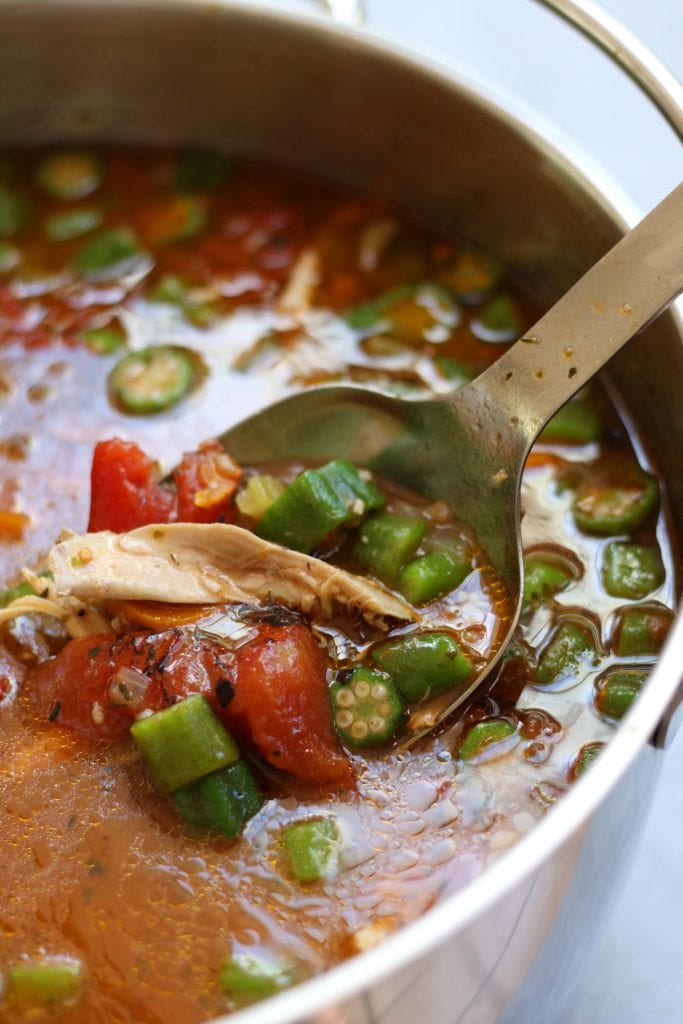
[602,542,664,600]
[330,667,404,748]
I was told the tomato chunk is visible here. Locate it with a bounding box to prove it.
[225,623,354,790]
[174,440,241,524]
[88,438,175,532]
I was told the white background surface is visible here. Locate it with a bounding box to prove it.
[338,2,683,1022]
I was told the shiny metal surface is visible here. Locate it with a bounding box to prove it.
[0,2,681,1023]
[221,182,683,734]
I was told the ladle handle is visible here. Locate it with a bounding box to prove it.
[460,180,683,454]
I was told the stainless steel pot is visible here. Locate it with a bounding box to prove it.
[1,2,681,1021]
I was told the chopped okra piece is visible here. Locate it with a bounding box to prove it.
[36,150,102,200]
[398,551,469,604]
[173,760,263,837]
[109,345,197,414]
[612,605,672,656]
[569,741,605,780]
[258,459,385,554]
[371,631,473,701]
[535,620,596,685]
[148,273,215,326]
[459,719,517,762]
[0,182,29,238]
[131,694,240,794]
[433,355,477,389]
[141,195,207,245]
[175,149,231,192]
[522,555,573,611]
[81,326,126,355]
[437,248,502,303]
[602,542,664,599]
[0,240,21,273]
[219,951,293,1004]
[471,293,521,342]
[281,818,339,882]
[44,207,103,242]
[540,400,601,444]
[572,468,659,536]
[344,284,415,330]
[595,668,646,720]
[330,667,404,748]
[353,512,425,585]
[7,955,84,1009]
[236,474,286,521]
[73,228,150,279]
[345,282,458,345]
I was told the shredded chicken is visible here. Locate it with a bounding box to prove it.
[48,523,417,629]
[276,248,321,318]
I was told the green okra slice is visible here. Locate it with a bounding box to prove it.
[7,955,84,1009]
[36,150,102,200]
[330,667,404,748]
[459,718,517,762]
[281,818,339,883]
[472,293,521,342]
[602,542,664,600]
[522,555,573,612]
[73,227,149,279]
[436,248,502,303]
[572,467,659,536]
[611,605,672,656]
[535,620,596,685]
[371,631,473,701]
[594,668,646,720]
[257,459,385,554]
[173,760,263,837]
[398,550,470,604]
[219,952,293,1004]
[569,741,605,780]
[44,208,103,242]
[109,344,197,415]
[540,400,601,444]
[131,694,240,794]
[353,512,425,585]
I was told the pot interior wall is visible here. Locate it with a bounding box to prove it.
[2,0,682,536]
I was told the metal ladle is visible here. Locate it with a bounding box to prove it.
[218,182,683,735]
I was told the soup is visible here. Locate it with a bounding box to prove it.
[0,149,674,1022]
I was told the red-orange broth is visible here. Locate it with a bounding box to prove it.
[0,149,675,1022]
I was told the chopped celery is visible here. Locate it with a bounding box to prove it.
[572,468,659,536]
[173,761,263,837]
[612,605,672,656]
[44,208,102,242]
[595,669,646,720]
[176,150,231,192]
[371,631,472,701]
[36,151,101,200]
[257,459,385,554]
[281,818,339,882]
[236,475,286,521]
[109,345,196,414]
[540,400,601,444]
[219,952,293,1004]
[602,542,664,599]
[522,556,572,611]
[7,955,83,1009]
[330,667,404,747]
[535,621,596,685]
[353,512,425,585]
[398,551,469,604]
[131,694,240,794]
[459,719,516,761]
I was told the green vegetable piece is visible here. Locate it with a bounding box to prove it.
[131,694,240,794]
[540,400,601,444]
[82,326,126,356]
[44,207,103,242]
[612,605,672,656]
[595,669,646,720]
[433,355,477,389]
[572,468,659,536]
[602,542,664,599]
[570,741,604,779]
[473,293,521,341]
[0,571,52,607]
[148,273,215,326]
[522,556,572,611]
[353,512,425,584]
[73,228,149,279]
[0,240,20,273]
[219,952,293,1004]
[344,284,415,331]
[371,631,473,701]
[176,150,230,192]
[257,459,385,554]
[0,182,29,238]
[173,760,263,837]
[330,667,404,748]
[535,621,596,685]
[399,551,470,604]
[109,345,196,415]
[281,818,339,883]
[437,248,502,303]
[459,718,517,762]
[7,955,83,1009]
[36,151,102,200]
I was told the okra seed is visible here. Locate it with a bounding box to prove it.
[368,716,386,733]
[370,684,387,699]
[379,701,394,716]
[336,688,356,708]
[351,721,369,739]
[336,711,354,729]
[353,680,371,699]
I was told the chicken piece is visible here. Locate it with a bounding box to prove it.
[48,523,417,629]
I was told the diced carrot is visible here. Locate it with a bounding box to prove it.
[108,600,212,629]
[0,510,30,539]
